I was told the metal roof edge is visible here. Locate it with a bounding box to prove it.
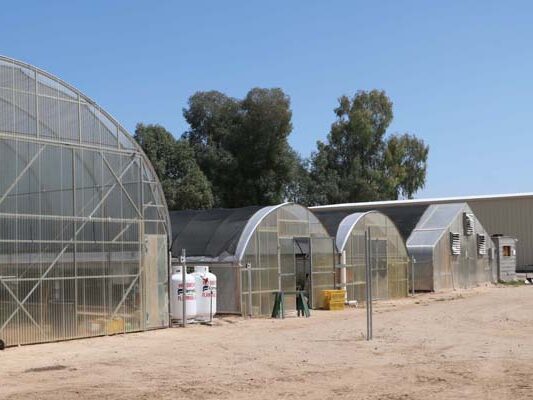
[310,192,533,210]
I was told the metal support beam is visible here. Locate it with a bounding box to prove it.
[0,145,45,208]
[101,152,142,218]
[0,280,43,332]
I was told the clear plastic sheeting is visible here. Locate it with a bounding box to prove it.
[0,56,170,347]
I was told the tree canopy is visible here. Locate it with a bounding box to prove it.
[134,123,214,210]
[135,89,429,211]
[183,88,297,207]
[304,90,429,205]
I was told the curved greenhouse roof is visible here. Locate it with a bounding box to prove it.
[407,203,467,248]
[0,55,170,235]
[170,206,263,260]
[312,205,429,242]
[313,209,408,253]
[170,203,331,263]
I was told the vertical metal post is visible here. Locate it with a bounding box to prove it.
[181,249,187,327]
[365,229,373,340]
[209,287,213,324]
[411,256,415,297]
[369,229,373,339]
[246,262,252,318]
[167,251,172,328]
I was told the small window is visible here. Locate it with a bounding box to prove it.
[450,232,461,255]
[477,234,487,255]
[502,245,511,257]
[463,213,474,235]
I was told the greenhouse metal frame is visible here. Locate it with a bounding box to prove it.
[0,56,170,346]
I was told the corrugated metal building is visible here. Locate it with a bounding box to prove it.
[312,193,533,269]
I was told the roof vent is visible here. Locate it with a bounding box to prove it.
[477,234,487,255]
[463,213,474,235]
[450,232,461,255]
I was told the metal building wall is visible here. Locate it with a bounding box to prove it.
[313,194,533,269]
[466,198,532,268]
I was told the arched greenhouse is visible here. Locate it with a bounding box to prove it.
[0,56,170,346]
[170,203,336,316]
[313,209,410,302]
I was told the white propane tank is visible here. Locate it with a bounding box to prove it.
[170,265,197,322]
[191,266,217,321]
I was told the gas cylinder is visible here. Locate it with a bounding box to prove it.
[191,266,217,321]
[170,265,197,321]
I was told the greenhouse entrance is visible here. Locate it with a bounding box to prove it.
[294,238,311,306]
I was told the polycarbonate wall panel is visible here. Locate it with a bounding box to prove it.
[343,212,409,303]
[310,237,335,308]
[240,204,334,316]
[0,57,169,347]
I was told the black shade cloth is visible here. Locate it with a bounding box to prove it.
[170,206,263,259]
[313,204,429,241]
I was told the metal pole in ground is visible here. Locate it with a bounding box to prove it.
[209,288,213,324]
[246,262,252,318]
[411,256,416,297]
[181,249,187,328]
[365,230,373,340]
[368,228,373,339]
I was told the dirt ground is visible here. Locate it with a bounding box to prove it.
[1,285,532,400]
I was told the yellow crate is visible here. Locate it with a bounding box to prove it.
[322,290,346,302]
[96,318,125,335]
[326,301,345,311]
[322,290,346,309]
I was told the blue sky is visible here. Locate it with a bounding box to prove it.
[1,1,532,198]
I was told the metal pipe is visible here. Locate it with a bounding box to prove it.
[411,256,415,296]
[369,229,373,339]
[365,228,373,340]
[181,249,187,327]
[246,262,252,318]
[341,250,347,303]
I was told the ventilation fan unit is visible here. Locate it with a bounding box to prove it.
[450,232,461,255]
[477,234,487,255]
[463,213,474,235]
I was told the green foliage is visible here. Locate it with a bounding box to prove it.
[134,123,213,210]
[137,89,428,211]
[306,90,429,205]
[183,88,298,207]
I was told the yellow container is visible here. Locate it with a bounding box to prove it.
[326,301,345,311]
[105,318,125,335]
[322,290,346,310]
[322,290,346,302]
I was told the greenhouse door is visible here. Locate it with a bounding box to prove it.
[143,235,169,329]
[279,238,297,312]
[294,238,311,306]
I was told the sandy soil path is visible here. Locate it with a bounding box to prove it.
[1,285,532,399]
